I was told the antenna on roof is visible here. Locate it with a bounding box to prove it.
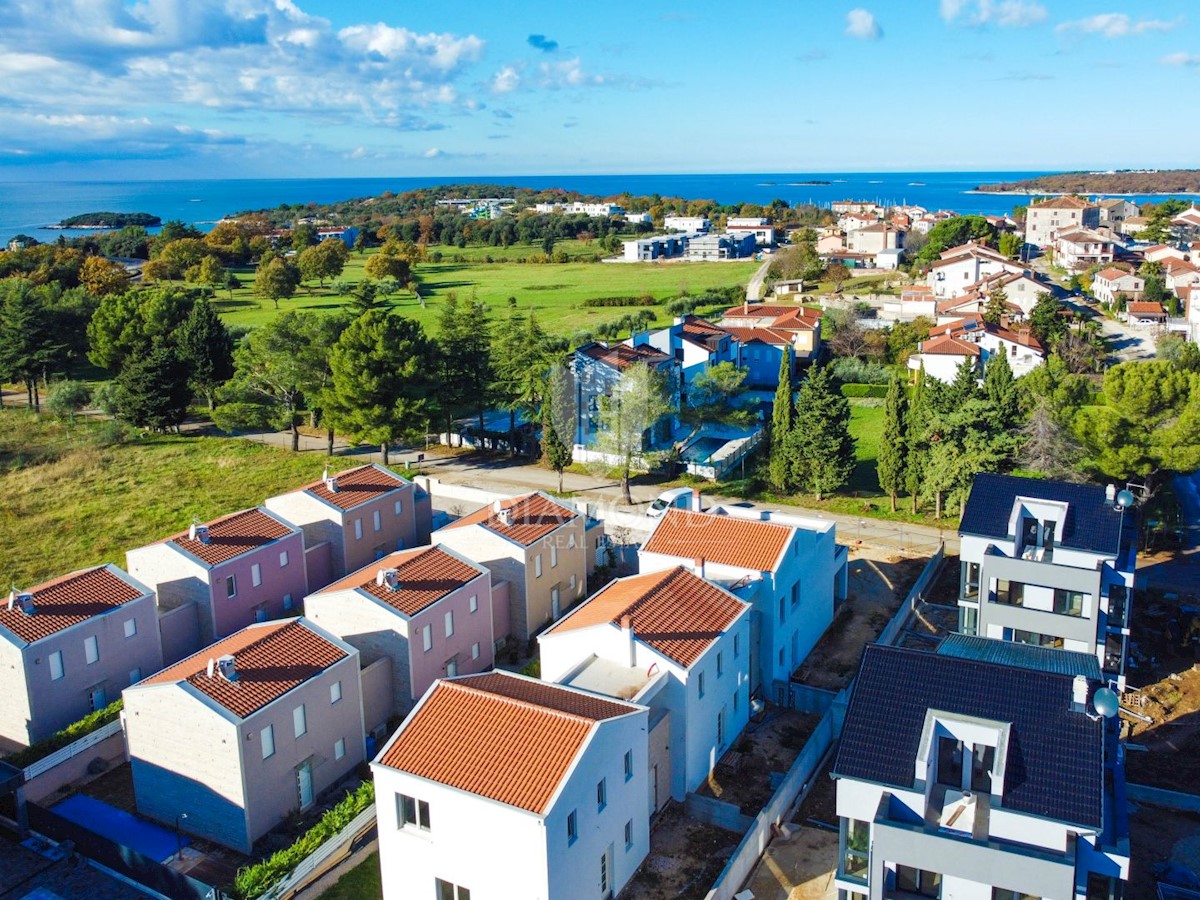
[1093,688,1119,720]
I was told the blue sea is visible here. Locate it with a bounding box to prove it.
[1,171,1194,244]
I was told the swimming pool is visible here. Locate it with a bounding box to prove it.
[681,437,729,462]
[52,793,189,862]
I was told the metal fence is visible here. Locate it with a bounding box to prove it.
[253,804,377,900]
[22,719,123,781]
[876,542,946,647]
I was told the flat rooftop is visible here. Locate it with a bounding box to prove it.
[563,655,652,702]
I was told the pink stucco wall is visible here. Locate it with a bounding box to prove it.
[405,572,495,702]
[208,531,308,638]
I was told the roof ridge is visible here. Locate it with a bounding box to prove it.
[444,677,605,727]
[610,566,683,624]
[173,620,296,682]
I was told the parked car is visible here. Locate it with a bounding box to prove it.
[647,487,693,518]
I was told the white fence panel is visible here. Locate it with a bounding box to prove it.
[22,719,123,781]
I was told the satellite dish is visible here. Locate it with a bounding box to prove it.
[1115,490,1135,509]
[1093,687,1119,719]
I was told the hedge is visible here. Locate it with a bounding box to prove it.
[581,295,658,308]
[3,699,123,769]
[841,383,889,399]
[233,780,375,899]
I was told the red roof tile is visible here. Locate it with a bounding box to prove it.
[1031,196,1093,209]
[315,546,485,616]
[919,333,981,357]
[377,672,637,813]
[546,566,747,667]
[1127,301,1167,315]
[722,325,795,347]
[0,566,146,644]
[579,343,670,371]
[169,508,296,567]
[299,464,410,512]
[642,508,792,572]
[140,619,347,718]
[438,492,577,547]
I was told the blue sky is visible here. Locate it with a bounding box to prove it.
[1,0,1198,179]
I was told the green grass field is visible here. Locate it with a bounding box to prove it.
[317,852,382,900]
[208,241,757,335]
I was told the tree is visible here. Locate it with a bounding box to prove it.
[592,363,673,504]
[79,256,131,297]
[186,255,226,293]
[156,238,208,276]
[45,379,92,423]
[915,215,999,265]
[364,251,411,283]
[291,223,317,251]
[769,346,794,491]
[997,231,1022,259]
[324,311,438,464]
[0,281,64,410]
[905,365,930,512]
[297,238,349,287]
[826,262,850,292]
[1158,333,1200,371]
[111,342,192,431]
[492,312,552,452]
[1017,353,1090,423]
[87,286,193,371]
[348,280,383,314]
[983,350,1020,431]
[438,293,493,436]
[1019,401,1083,480]
[877,376,908,511]
[254,256,301,309]
[224,271,242,299]
[353,231,368,255]
[784,365,856,500]
[1028,292,1066,346]
[541,366,574,493]
[684,362,752,429]
[982,286,1008,327]
[176,297,235,409]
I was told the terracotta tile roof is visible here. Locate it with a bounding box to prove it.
[377,672,637,813]
[168,508,296,567]
[723,325,795,346]
[315,546,485,616]
[1055,229,1111,244]
[140,619,347,718]
[1127,302,1167,315]
[438,492,577,546]
[769,308,822,331]
[930,243,1011,268]
[919,333,981,357]
[0,566,147,645]
[546,566,747,667]
[642,508,792,572]
[1095,266,1136,282]
[934,315,1044,351]
[1162,258,1200,275]
[1031,196,1093,209]
[579,342,671,371]
[679,316,730,350]
[722,303,823,320]
[299,464,410,511]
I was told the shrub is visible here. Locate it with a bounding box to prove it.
[4,699,124,769]
[581,295,658,308]
[232,780,375,899]
[45,380,92,423]
[831,357,891,384]
[840,383,889,399]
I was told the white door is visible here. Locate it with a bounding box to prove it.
[89,686,106,712]
[600,844,613,899]
[551,586,561,619]
[297,760,314,810]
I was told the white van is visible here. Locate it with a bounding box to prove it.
[647,487,693,518]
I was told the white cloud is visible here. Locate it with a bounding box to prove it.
[538,58,607,88]
[491,65,522,93]
[1162,52,1200,66]
[845,9,882,40]
[1056,14,1180,38]
[423,147,441,158]
[941,0,1047,28]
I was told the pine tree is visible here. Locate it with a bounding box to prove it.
[769,346,794,491]
[785,365,856,501]
[982,286,1008,326]
[177,297,234,409]
[983,349,1019,431]
[112,341,192,431]
[905,365,928,513]
[877,376,908,512]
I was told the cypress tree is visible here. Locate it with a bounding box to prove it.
[541,400,573,494]
[877,376,908,512]
[768,346,794,491]
[905,365,928,513]
[177,297,234,410]
[786,364,856,501]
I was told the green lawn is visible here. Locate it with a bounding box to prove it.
[0,411,392,588]
[318,851,382,900]
[208,241,757,336]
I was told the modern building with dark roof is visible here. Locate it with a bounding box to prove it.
[371,671,649,900]
[124,618,363,853]
[568,340,680,458]
[832,643,1129,899]
[957,473,1137,690]
[0,565,162,746]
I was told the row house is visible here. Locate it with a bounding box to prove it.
[683,231,757,260]
[831,200,883,216]
[124,618,364,853]
[539,565,751,807]
[1091,266,1144,306]
[568,342,680,455]
[957,473,1137,690]
[621,234,686,261]
[0,565,162,745]
[1053,228,1114,274]
[372,672,649,900]
[638,507,846,699]
[927,243,1025,300]
[1024,196,1100,248]
[833,642,1128,899]
[304,545,497,719]
[433,492,589,644]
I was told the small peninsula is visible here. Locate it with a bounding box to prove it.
[51,211,162,229]
[976,170,1200,195]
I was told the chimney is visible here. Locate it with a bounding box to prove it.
[217,654,238,682]
[376,568,400,590]
[196,525,210,544]
[326,475,339,493]
[691,487,702,512]
[16,594,34,615]
[1071,674,1088,713]
[743,300,749,314]
[620,614,635,666]
[693,557,706,579]
[1105,484,1117,504]
[497,507,513,527]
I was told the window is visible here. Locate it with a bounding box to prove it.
[226,574,237,598]
[1054,588,1085,617]
[471,642,480,660]
[330,680,342,704]
[568,533,576,549]
[123,618,137,638]
[353,519,363,540]
[293,704,307,738]
[961,605,978,636]
[995,579,1024,606]
[550,545,558,568]
[697,671,705,699]
[334,737,346,760]
[734,634,740,658]
[446,657,458,677]
[394,499,403,516]
[624,818,633,850]
[596,777,607,811]
[283,593,294,610]
[534,554,542,578]
[261,725,275,759]
[733,688,739,713]
[444,610,454,638]
[397,793,431,831]
[422,624,433,652]
[569,573,576,591]
[373,510,382,532]
[624,749,634,781]
[279,550,289,568]
[937,736,964,787]
[129,667,142,684]
[255,606,267,623]
[469,594,478,613]
[896,865,941,897]
[435,879,469,900]
[962,562,980,600]
[84,635,99,664]
[778,595,785,624]
[791,582,799,607]
[567,809,578,845]
[843,818,869,879]
[251,563,262,587]
[993,890,1040,900]
[716,651,723,678]
[49,650,64,680]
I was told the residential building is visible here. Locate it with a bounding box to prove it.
[1098,197,1139,228]
[1125,301,1167,325]
[126,508,308,660]
[1143,244,1187,264]
[832,642,1128,899]
[1092,266,1144,306]
[934,271,1048,323]
[957,473,1137,689]
[816,232,846,254]
[909,315,1045,381]
[906,331,980,383]
[372,671,649,900]
[663,215,710,233]
[265,463,432,584]
[927,243,1025,300]
[683,231,757,260]
[1024,196,1100,248]
[534,201,623,218]
[623,212,652,225]
[304,546,496,718]
[567,342,679,454]
[539,565,751,804]
[1118,216,1150,237]
[838,212,879,233]
[719,302,824,383]
[0,565,162,746]
[726,218,776,246]
[124,618,364,853]
[638,507,846,698]
[893,286,936,320]
[626,315,736,393]
[831,200,883,217]
[1171,206,1200,237]
[1053,228,1114,274]
[433,492,588,644]
[846,222,905,255]
[1161,258,1200,292]
[315,226,360,248]
[622,234,686,261]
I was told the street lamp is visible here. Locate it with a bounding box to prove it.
[175,812,189,862]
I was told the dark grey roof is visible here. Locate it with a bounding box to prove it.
[937,633,1102,680]
[959,473,1136,556]
[833,644,1103,828]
